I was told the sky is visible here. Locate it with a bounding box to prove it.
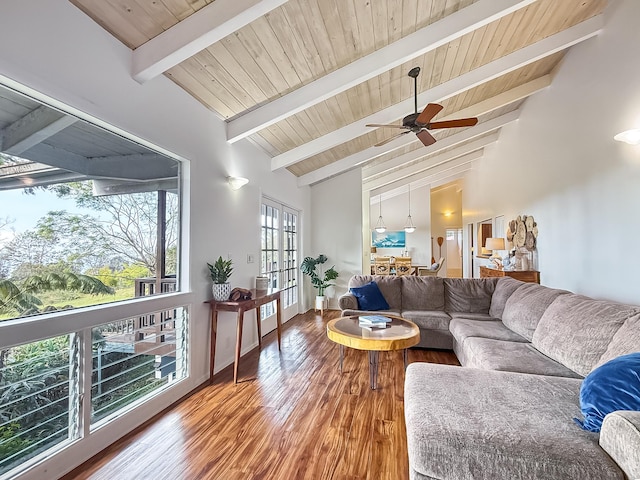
[0,188,82,246]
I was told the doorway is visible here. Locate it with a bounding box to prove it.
[260,198,300,332]
[446,228,463,278]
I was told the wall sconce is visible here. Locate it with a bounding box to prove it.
[614,129,640,145]
[227,176,249,190]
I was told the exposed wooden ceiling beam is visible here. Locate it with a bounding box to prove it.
[274,15,602,171]
[363,132,499,191]
[363,110,520,179]
[132,0,289,83]
[297,77,545,185]
[370,153,480,200]
[226,0,536,143]
[299,109,520,187]
[1,105,78,155]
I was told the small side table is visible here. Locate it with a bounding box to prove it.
[205,288,282,384]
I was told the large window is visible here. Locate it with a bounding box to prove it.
[0,305,189,477]
[0,82,187,479]
[0,84,181,322]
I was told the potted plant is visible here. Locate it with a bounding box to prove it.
[300,254,339,312]
[208,256,233,301]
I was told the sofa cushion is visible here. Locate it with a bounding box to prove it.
[596,313,640,367]
[457,337,582,378]
[349,281,389,311]
[575,353,640,432]
[449,312,495,321]
[401,310,451,331]
[405,363,623,480]
[348,275,402,311]
[450,318,528,344]
[532,294,638,377]
[600,411,640,480]
[443,278,497,314]
[401,276,445,311]
[502,283,569,341]
[489,277,524,318]
[341,308,400,317]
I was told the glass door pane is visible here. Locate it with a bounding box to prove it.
[260,199,299,323]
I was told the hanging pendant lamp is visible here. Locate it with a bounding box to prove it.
[375,195,386,233]
[404,184,416,233]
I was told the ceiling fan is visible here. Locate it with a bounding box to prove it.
[366,67,478,147]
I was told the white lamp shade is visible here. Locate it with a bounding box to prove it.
[485,238,505,250]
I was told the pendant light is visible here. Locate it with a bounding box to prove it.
[374,195,386,233]
[404,184,416,233]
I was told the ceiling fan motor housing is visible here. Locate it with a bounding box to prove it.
[403,112,425,131]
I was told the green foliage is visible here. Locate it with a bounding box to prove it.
[119,264,152,287]
[0,423,32,462]
[207,257,233,284]
[300,254,339,296]
[0,273,114,318]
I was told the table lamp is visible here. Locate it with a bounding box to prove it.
[485,237,505,260]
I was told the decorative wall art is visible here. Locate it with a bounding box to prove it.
[506,215,538,270]
[372,230,406,248]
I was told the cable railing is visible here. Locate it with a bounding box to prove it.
[0,303,189,478]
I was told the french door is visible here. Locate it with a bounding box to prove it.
[260,198,299,330]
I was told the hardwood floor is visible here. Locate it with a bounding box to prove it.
[65,310,459,480]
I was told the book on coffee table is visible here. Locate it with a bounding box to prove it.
[358,315,392,325]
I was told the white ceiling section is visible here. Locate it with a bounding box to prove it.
[70,0,608,189]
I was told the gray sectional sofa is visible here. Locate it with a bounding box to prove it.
[338,275,640,480]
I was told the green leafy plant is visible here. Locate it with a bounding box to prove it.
[207,256,233,284]
[300,254,338,296]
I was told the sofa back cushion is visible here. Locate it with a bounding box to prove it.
[401,276,445,311]
[489,277,524,319]
[532,294,639,377]
[501,283,568,341]
[348,275,402,311]
[594,312,640,368]
[443,278,497,314]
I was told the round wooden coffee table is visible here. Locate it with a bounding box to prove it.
[326,315,420,390]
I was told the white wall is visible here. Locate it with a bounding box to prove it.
[309,169,362,308]
[463,0,640,304]
[0,1,309,477]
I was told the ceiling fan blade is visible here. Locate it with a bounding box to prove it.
[428,118,478,129]
[374,131,411,147]
[416,103,444,125]
[366,123,408,129]
[416,130,437,147]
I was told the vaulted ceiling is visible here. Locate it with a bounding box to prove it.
[68,0,608,197]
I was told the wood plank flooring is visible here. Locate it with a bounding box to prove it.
[64,310,459,480]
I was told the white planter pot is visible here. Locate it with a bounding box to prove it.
[315,295,326,311]
[212,283,231,302]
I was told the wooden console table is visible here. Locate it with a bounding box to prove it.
[479,266,540,284]
[205,288,282,384]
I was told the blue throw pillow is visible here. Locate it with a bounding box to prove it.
[350,281,389,311]
[574,352,640,432]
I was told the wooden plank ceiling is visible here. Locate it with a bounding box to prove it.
[69,0,608,186]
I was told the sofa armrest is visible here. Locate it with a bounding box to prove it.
[338,293,358,311]
[599,410,640,479]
